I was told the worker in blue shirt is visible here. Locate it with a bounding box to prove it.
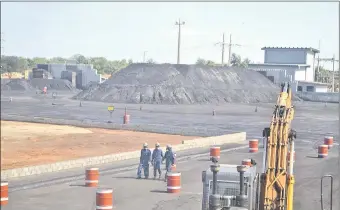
[137,143,151,179]
[152,142,164,179]
[162,144,176,182]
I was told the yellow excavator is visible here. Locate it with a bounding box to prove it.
[259,82,296,210]
[205,82,297,210]
[205,82,336,210]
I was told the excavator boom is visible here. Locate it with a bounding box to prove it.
[259,82,296,210]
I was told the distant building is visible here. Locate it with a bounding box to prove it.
[35,63,101,89]
[248,47,329,93]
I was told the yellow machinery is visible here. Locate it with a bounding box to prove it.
[259,82,296,210]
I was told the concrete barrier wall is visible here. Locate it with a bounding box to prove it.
[1,132,246,179]
[296,92,339,103]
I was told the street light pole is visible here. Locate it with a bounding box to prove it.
[175,19,185,64]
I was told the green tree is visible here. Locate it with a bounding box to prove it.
[32,57,48,65]
[71,54,88,64]
[196,58,207,65]
[147,58,156,64]
[230,53,251,68]
[49,57,67,64]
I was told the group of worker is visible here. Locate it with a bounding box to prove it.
[137,142,176,181]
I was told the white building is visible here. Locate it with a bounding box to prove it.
[248,47,329,93]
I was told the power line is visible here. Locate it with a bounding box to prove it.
[175,19,185,64]
[215,33,242,66]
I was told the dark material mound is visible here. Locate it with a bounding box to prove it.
[1,78,76,92]
[30,78,75,91]
[73,64,283,104]
[1,79,34,91]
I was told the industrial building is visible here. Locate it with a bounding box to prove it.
[248,47,329,93]
[35,63,101,89]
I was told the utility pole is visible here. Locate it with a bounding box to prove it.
[1,32,5,56]
[317,56,339,92]
[332,54,336,92]
[175,19,185,64]
[215,33,226,66]
[227,34,242,66]
[215,33,242,67]
[316,40,321,81]
[143,51,147,63]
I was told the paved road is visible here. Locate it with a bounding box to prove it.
[2,141,339,210]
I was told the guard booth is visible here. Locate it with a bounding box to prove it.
[201,164,258,210]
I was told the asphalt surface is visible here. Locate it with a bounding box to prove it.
[1,142,339,210]
[1,91,339,210]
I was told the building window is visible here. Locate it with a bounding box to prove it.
[306,86,314,92]
[297,86,303,91]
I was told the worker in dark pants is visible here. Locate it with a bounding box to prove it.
[137,143,151,179]
[162,144,175,182]
[152,142,164,179]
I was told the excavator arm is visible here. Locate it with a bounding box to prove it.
[259,82,296,210]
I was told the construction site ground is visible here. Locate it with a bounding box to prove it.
[1,120,197,170]
[0,91,339,210]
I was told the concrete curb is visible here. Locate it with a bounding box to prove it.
[1,132,246,179]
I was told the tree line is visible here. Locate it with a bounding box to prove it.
[0,54,135,75]
[0,52,251,76]
[196,53,251,68]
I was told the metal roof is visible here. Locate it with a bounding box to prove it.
[249,63,310,68]
[261,47,320,53]
[296,80,329,86]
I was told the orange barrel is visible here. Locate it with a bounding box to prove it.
[324,136,334,148]
[85,168,99,187]
[287,151,296,163]
[171,164,177,171]
[249,139,259,153]
[318,145,328,158]
[167,172,181,193]
[96,188,113,210]
[0,182,8,206]
[123,114,130,124]
[242,159,252,166]
[210,147,221,159]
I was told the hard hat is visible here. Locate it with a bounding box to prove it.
[166,144,172,149]
[155,142,160,147]
[143,143,148,147]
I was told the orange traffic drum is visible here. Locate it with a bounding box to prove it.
[242,159,252,166]
[249,139,259,153]
[167,172,181,193]
[171,164,177,171]
[324,136,334,148]
[318,145,328,158]
[210,147,220,159]
[96,188,113,210]
[0,182,8,206]
[85,168,99,187]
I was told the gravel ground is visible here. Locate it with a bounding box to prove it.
[74,64,283,104]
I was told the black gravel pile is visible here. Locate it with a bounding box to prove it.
[30,78,76,91]
[73,64,285,104]
[1,78,77,92]
[1,79,34,91]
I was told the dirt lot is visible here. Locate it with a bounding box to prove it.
[1,121,199,170]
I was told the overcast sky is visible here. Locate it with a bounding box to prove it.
[1,2,338,69]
